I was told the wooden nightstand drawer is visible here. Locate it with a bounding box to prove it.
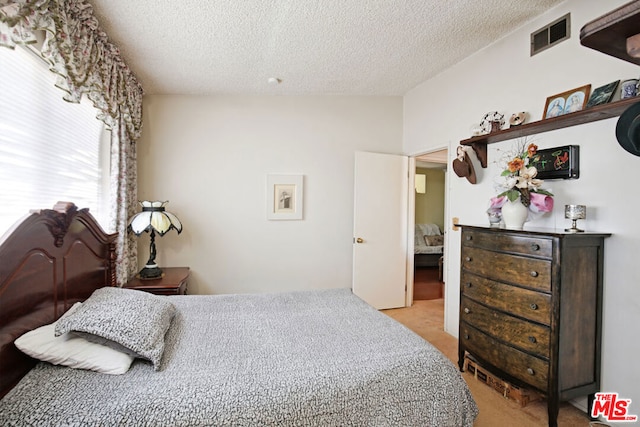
[462,229,552,258]
[462,247,551,292]
[125,267,190,295]
[461,272,551,325]
[460,323,549,391]
[461,296,550,358]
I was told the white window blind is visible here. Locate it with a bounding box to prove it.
[0,45,108,236]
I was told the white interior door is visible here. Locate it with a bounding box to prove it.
[352,151,409,309]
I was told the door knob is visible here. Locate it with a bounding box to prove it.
[355,237,364,243]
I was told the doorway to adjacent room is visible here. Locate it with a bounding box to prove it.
[412,149,447,302]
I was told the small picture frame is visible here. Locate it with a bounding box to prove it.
[266,174,304,220]
[586,80,620,108]
[543,84,592,119]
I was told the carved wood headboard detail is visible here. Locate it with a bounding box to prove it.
[0,202,117,398]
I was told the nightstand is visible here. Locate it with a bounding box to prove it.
[124,267,190,295]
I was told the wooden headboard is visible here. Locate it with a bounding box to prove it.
[0,202,117,398]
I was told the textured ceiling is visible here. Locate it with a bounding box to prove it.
[88,0,565,96]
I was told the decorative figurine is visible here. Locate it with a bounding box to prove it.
[509,111,528,127]
[480,111,505,134]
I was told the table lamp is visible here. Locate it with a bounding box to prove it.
[564,204,586,233]
[128,201,182,279]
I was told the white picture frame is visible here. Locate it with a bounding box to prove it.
[266,174,304,220]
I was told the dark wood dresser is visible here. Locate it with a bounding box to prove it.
[458,225,609,427]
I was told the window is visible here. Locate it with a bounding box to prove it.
[0,45,109,236]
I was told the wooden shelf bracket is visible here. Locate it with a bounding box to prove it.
[470,142,487,168]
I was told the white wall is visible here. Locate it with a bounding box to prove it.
[415,167,445,229]
[404,0,639,417]
[138,95,403,295]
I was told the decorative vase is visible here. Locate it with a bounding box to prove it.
[501,197,528,229]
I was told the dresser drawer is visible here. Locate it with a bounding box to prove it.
[460,296,550,358]
[462,247,551,292]
[461,272,551,325]
[462,229,552,258]
[461,323,549,391]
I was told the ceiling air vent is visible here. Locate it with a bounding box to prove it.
[531,13,570,56]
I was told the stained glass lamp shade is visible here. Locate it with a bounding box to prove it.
[128,201,182,279]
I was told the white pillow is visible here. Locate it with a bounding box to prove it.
[15,302,134,375]
[418,223,441,236]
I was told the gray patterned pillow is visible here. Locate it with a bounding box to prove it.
[424,235,444,246]
[54,287,176,370]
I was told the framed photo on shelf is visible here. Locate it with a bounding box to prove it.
[266,174,304,220]
[586,80,620,108]
[543,84,591,119]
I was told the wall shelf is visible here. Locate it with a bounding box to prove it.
[460,96,640,168]
[580,0,640,65]
[460,1,640,169]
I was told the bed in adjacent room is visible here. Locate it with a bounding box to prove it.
[0,203,477,426]
[414,223,444,268]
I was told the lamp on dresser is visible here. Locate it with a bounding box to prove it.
[128,200,183,279]
[565,204,586,232]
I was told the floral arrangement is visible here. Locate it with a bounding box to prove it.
[489,141,554,215]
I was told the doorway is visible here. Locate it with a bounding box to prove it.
[412,149,447,302]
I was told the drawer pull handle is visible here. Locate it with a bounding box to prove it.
[527,368,535,376]
[466,235,472,241]
[530,271,539,277]
[530,243,540,251]
[528,336,537,343]
[463,307,470,314]
[465,256,472,262]
[464,334,470,340]
[529,303,538,310]
[465,282,472,288]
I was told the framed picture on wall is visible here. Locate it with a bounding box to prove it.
[266,174,304,220]
[543,84,591,119]
[530,145,580,180]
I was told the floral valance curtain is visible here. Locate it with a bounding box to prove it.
[0,0,143,141]
[0,0,143,285]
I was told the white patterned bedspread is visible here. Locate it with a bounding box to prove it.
[0,289,477,426]
[415,243,444,254]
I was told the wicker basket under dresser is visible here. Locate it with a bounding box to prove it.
[458,225,610,427]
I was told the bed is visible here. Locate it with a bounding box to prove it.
[0,203,478,426]
[414,223,444,268]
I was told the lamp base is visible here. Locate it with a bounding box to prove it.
[565,219,584,233]
[137,266,163,280]
[565,227,584,233]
